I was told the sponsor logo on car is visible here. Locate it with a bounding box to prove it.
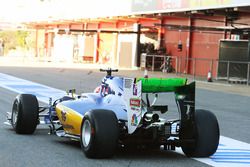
[130,98,141,107]
[133,84,138,95]
[131,114,138,126]
[61,110,67,122]
[62,123,74,130]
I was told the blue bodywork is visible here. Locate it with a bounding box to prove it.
[59,76,128,121]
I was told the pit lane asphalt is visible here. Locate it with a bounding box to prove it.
[0,66,249,167]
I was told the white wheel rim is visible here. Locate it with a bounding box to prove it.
[12,102,18,125]
[82,120,92,147]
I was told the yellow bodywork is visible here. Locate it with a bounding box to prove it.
[56,103,83,136]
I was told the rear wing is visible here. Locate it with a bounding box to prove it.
[137,78,187,93]
[123,77,194,134]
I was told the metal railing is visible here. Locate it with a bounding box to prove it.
[141,54,250,86]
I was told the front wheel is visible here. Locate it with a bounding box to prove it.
[11,94,39,134]
[80,109,119,158]
[181,109,220,157]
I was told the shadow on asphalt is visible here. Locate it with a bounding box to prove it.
[115,148,185,160]
[52,136,186,160]
[5,127,187,161]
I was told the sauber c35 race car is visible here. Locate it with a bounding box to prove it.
[5,68,219,158]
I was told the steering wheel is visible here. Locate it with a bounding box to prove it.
[100,68,118,76]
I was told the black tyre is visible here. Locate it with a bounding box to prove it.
[181,109,220,157]
[80,109,119,158]
[11,94,39,134]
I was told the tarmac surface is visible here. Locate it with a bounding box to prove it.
[0,58,249,167]
[0,56,249,97]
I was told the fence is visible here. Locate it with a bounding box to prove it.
[141,54,250,86]
[36,47,93,63]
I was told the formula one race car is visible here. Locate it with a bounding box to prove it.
[5,68,219,158]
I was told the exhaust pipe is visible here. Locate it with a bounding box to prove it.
[144,113,159,122]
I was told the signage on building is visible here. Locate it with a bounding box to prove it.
[131,0,250,14]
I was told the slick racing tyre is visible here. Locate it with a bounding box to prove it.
[181,109,220,157]
[11,94,39,134]
[80,109,119,158]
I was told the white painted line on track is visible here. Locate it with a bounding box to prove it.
[176,136,250,167]
[196,80,232,87]
[0,73,66,104]
[0,72,250,167]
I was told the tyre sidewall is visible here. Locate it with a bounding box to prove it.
[11,94,39,134]
[80,112,97,157]
[181,109,220,157]
[80,109,119,158]
[11,97,21,130]
[195,110,220,157]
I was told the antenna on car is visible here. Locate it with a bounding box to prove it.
[100,68,118,77]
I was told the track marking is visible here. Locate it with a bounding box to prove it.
[175,136,250,167]
[0,73,66,103]
[1,72,250,167]
[196,80,232,87]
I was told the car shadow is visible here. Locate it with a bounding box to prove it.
[53,137,188,161]
[6,128,191,163]
[115,147,186,160]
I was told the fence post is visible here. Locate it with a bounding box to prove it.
[193,58,196,80]
[152,55,155,71]
[210,59,214,79]
[162,56,166,72]
[180,57,182,74]
[175,57,178,75]
[227,61,230,81]
[247,63,250,86]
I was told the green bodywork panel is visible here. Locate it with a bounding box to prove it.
[137,78,187,93]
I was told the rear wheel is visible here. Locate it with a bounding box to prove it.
[181,109,220,157]
[11,94,39,134]
[80,109,119,158]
